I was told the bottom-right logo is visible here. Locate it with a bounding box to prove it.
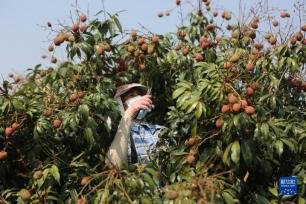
[278,177,298,196]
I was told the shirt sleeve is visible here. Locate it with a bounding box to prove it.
[105,109,134,167]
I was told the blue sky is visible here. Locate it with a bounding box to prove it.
[0,0,299,79]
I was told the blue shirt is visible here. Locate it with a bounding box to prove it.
[128,121,163,164]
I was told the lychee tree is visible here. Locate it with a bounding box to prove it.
[0,0,306,203]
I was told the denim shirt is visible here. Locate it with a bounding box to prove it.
[128,121,163,164]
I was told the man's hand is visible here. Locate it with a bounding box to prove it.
[126,95,152,117]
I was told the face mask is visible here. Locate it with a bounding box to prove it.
[125,96,151,120]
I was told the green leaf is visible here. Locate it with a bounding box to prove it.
[84,128,94,150]
[177,81,192,89]
[172,87,186,99]
[223,143,233,166]
[222,190,239,204]
[241,139,254,168]
[12,98,25,112]
[268,187,278,197]
[261,123,269,138]
[274,140,284,156]
[186,101,198,114]
[50,165,60,184]
[142,173,156,192]
[233,115,240,127]
[252,193,270,204]
[280,138,296,152]
[195,102,203,119]
[113,16,123,33]
[79,104,89,123]
[177,91,191,108]
[231,141,240,165]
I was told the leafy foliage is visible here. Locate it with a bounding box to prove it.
[0,1,306,203]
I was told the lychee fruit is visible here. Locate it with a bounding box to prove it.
[245,106,255,115]
[194,53,203,62]
[231,31,239,39]
[177,31,186,39]
[53,35,65,46]
[71,24,79,32]
[157,12,164,18]
[222,11,231,20]
[96,47,105,56]
[5,127,14,138]
[48,45,54,52]
[207,23,215,31]
[269,36,277,45]
[228,93,238,103]
[221,105,230,113]
[254,43,264,50]
[80,14,87,22]
[139,64,146,71]
[246,62,254,71]
[77,91,84,98]
[0,151,8,160]
[20,190,31,201]
[128,45,135,53]
[77,197,86,204]
[12,123,20,130]
[152,36,159,44]
[187,137,196,146]
[216,118,224,128]
[272,19,279,27]
[250,82,258,90]
[79,23,87,33]
[213,10,218,17]
[251,21,258,29]
[246,87,254,96]
[44,108,53,117]
[141,43,148,52]
[69,93,79,102]
[167,191,179,200]
[182,48,189,56]
[290,36,297,45]
[216,35,222,43]
[138,37,146,45]
[187,154,196,164]
[240,99,248,108]
[224,61,232,69]
[264,33,272,40]
[131,31,137,39]
[103,44,111,52]
[53,119,61,129]
[51,56,57,64]
[81,176,91,185]
[232,103,242,112]
[280,11,290,18]
[295,31,303,41]
[147,44,154,54]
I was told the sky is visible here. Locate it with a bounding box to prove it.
[0,0,301,79]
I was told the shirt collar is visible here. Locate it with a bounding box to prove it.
[131,121,156,134]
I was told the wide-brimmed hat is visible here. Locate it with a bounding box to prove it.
[115,83,147,98]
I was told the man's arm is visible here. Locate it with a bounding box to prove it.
[105,109,133,167]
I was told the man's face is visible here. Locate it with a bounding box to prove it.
[121,89,141,110]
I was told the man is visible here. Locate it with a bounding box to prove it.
[106,83,163,167]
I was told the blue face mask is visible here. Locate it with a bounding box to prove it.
[125,96,151,120]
